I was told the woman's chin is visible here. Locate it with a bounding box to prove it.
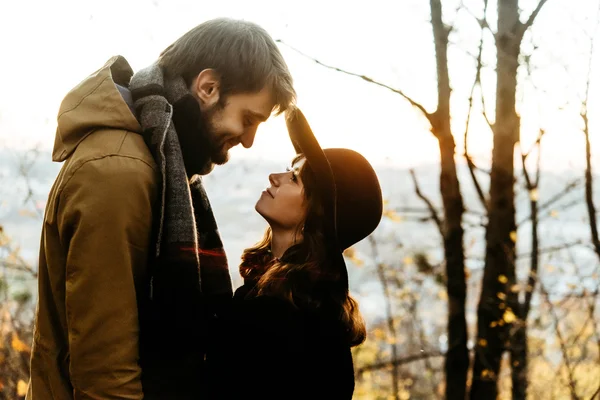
[255,201,267,219]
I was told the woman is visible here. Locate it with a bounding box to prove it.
[206,109,383,400]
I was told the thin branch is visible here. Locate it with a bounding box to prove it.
[583,1,600,262]
[519,133,541,321]
[522,129,546,162]
[517,179,582,227]
[357,351,445,374]
[520,0,551,34]
[517,240,585,259]
[461,0,493,34]
[541,282,580,400]
[591,384,600,400]
[0,261,38,278]
[464,2,489,211]
[276,40,432,121]
[409,169,444,235]
[481,89,494,132]
[369,237,400,399]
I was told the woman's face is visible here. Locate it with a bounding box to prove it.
[255,158,308,231]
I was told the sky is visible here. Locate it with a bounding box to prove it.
[0,0,598,171]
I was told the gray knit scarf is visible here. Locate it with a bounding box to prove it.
[129,63,232,300]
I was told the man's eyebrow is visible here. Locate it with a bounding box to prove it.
[247,110,269,122]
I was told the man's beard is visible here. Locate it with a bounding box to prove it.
[174,99,237,176]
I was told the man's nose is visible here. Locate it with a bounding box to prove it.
[240,128,257,149]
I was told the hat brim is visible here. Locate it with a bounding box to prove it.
[285,108,348,291]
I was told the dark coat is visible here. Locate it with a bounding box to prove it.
[206,284,356,400]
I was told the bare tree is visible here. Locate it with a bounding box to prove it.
[471,2,550,399]
[368,237,401,399]
[582,3,600,263]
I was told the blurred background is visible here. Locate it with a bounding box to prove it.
[1,0,599,398]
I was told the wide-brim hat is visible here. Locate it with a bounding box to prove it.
[285,108,383,291]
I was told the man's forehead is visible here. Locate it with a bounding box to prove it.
[236,87,275,119]
[246,108,269,122]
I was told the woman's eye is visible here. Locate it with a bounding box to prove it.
[286,167,297,182]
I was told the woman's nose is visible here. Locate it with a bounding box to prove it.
[269,173,277,187]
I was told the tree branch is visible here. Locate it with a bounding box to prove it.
[0,261,38,278]
[519,133,542,321]
[368,237,400,399]
[409,169,444,235]
[520,0,551,35]
[357,351,445,374]
[517,240,585,259]
[591,384,600,400]
[583,1,600,262]
[517,179,582,227]
[276,40,433,122]
[464,2,489,211]
[540,282,580,400]
[461,0,493,35]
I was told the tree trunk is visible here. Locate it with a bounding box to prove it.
[584,112,600,261]
[430,1,469,398]
[511,181,538,399]
[471,0,521,398]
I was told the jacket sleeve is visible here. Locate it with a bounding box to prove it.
[57,155,157,399]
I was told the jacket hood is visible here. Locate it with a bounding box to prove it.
[52,56,141,162]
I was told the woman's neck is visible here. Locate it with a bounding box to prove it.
[270,227,302,259]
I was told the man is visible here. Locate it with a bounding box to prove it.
[27,18,295,399]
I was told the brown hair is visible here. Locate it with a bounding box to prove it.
[158,18,295,115]
[240,155,367,347]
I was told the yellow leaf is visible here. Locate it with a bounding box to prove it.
[490,321,497,328]
[509,231,517,242]
[497,292,506,300]
[372,328,386,340]
[529,188,539,201]
[12,333,30,353]
[550,210,559,218]
[499,303,506,309]
[478,338,488,347]
[383,209,403,222]
[511,284,521,293]
[498,275,508,284]
[438,290,448,300]
[343,247,364,267]
[503,308,517,324]
[403,257,413,265]
[18,208,37,218]
[481,369,496,379]
[17,380,28,396]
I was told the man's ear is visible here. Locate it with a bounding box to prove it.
[192,69,221,107]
